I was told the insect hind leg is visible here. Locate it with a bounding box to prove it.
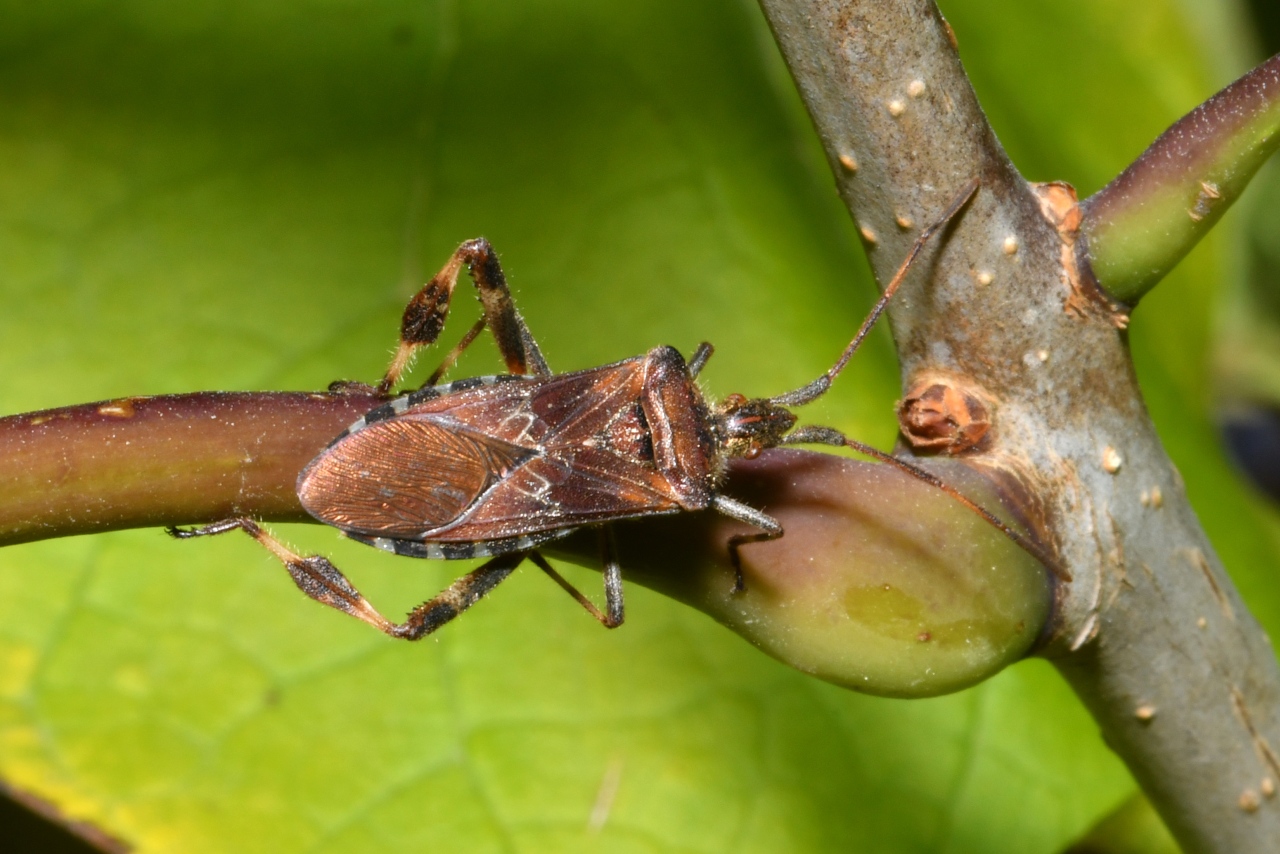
[393,552,526,638]
[168,518,404,634]
[380,238,551,393]
[167,518,527,639]
[710,495,784,593]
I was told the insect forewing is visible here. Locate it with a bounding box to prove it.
[298,419,534,538]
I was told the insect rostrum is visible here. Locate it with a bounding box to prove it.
[171,176,1054,639]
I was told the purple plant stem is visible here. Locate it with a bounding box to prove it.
[0,391,381,545]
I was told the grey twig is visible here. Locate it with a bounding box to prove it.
[757,0,1280,850]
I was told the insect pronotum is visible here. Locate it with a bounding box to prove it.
[171,177,1054,639]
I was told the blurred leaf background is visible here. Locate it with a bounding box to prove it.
[0,0,1276,851]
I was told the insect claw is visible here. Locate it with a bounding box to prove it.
[328,379,381,396]
[165,518,259,539]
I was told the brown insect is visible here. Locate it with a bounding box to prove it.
[171,177,1043,639]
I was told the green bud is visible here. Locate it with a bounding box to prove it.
[576,450,1054,698]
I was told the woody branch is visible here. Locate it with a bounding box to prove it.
[752,0,1280,851]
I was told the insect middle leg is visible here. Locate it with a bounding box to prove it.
[709,495,784,593]
[166,518,528,639]
[380,238,551,393]
[526,527,625,628]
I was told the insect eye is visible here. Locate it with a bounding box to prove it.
[744,443,762,460]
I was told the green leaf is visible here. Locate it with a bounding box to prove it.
[0,1,1268,851]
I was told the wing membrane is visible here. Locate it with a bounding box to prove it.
[298,418,533,537]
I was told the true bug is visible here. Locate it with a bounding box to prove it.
[172,177,1046,639]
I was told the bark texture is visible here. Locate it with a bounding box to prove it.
[754,0,1280,850]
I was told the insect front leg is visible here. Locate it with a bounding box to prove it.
[167,518,526,639]
[380,237,552,393]
[709,495,784,593]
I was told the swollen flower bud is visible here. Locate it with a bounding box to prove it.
[584,449,1054,697]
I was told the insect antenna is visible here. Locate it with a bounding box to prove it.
[755,177,1068,581]
[769,177,980,408]
[781,425,1069,581]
